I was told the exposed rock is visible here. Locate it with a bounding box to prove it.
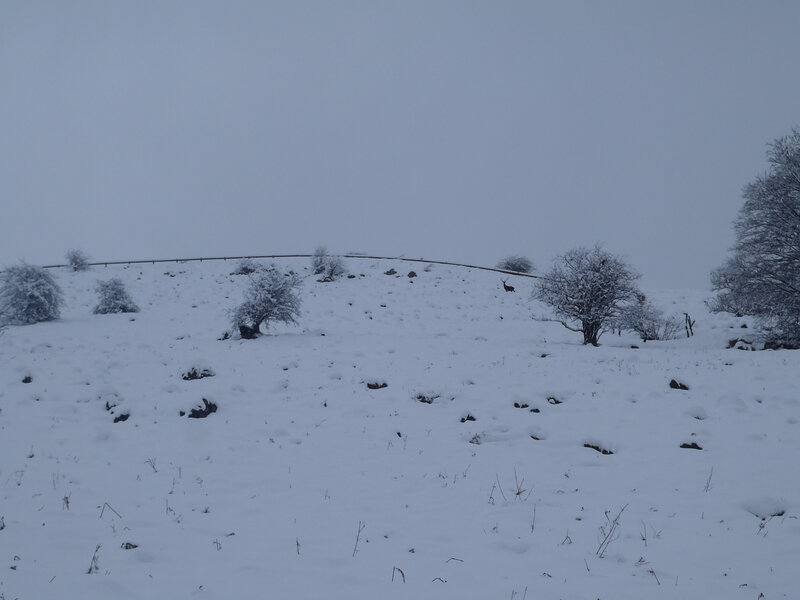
[182,367,215,381]
[416,394,439,404]
[669,379,689,390]
[680,442,702,450]
[584,443,613,455]
[188,398,218,418]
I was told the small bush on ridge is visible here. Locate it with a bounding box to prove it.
[230,258,260,275]
[497,255,534,274]
[65,249,90,272]
[311,246,329,275]
[311,246,347,282]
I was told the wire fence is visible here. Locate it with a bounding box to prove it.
[41,254,539,279]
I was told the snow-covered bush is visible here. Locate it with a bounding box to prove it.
[93,278,139,314]
[533,245,640,346]
[318,256,346,282]
[619,293,681,342]
[497,255,534,274]
[710,128,800,347]
[230,269,301,338]
[65,249,90,272]
[311,246,347,282]
[0,262,64,325]
[230,258,260,275]
[311,246,329,275]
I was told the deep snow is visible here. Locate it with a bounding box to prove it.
[1,258,798,599]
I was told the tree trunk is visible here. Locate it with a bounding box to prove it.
[582,322,601,346]
[239,323,260,339]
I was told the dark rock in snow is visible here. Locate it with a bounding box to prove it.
[113,413,130,423]
[416,394,439,404]
[680,442,702,450]
[584,443,613,455]
[182,367,215,381]
[367,381,388,390]
[188,399,217,418]
[669,379,689,390]
[22,376,32,384]
[407,271,417,278]
[384,268,397,276]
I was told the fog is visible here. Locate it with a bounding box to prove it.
[2,1,799,288]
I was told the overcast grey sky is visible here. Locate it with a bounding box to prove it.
[2,1,799,288]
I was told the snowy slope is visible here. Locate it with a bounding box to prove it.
[1,258,798,599]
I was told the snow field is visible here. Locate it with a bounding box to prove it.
[1,258,798,599]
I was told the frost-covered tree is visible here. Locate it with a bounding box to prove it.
[0,263,64,325]
[533,245,640,346]
[711,128,800,347]
[618,292,681,342]
[93,278,139,314]
[230,269,301,338]
[708,255,760,317]
[65,249,90,272]
[497,255,534,274]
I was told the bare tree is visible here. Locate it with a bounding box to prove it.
[711,128,800,347]
[708,255,761,317]
[619,292,681,342]
[534,245,640,346]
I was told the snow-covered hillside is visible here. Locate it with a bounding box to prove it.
[1,258,798,599]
